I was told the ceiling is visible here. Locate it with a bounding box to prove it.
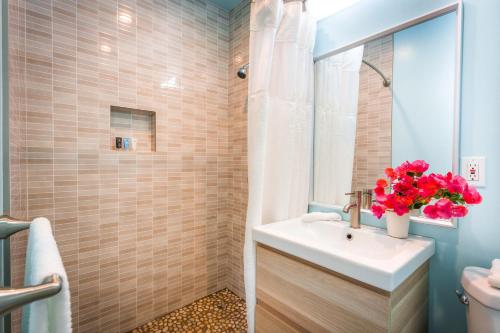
[209,0,243,11]
[209,0,362,19]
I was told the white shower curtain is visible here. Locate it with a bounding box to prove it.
[244,1,316,332]
[313,46,364,205]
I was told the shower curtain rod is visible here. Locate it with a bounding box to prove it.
[237,59,391,87]
[362,59,391,87]
[251,0,307,3]
[284,0,307,3]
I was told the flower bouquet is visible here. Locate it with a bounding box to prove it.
[371,160,482,238]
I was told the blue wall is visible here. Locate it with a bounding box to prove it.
[392,12,456,174]
[314,0,454,58]
[312,0,500,332]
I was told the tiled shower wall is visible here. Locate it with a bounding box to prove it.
[8,0,28,278]
[227,0,249,299]
[7,0,245,331]
[8,5,29,329]
[351,35,393,191]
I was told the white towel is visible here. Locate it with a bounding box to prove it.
[488,259,500,289]
[301,212,342,223]
[22,217,72,333]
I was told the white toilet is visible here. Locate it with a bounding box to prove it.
[461,266,500,332]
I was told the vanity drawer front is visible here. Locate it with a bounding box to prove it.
[255,303,305,333]
[256,245,390,333]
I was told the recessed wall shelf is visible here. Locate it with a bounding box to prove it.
[110,106,156,152]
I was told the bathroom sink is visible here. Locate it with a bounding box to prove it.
[252,217,435,291]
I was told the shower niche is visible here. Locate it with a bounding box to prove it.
[110,106,156,152]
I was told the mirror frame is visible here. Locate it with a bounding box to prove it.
[311,1,463,228]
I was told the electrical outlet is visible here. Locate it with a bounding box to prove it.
[461,156,486,187]
[467,160,479,181]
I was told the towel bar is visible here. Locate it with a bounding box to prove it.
[1,216,62,316]
[0,215,31,239]
[0,274,62,316]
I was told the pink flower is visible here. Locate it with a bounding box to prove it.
[393,179,413,194]
[423,198,462,219]
[447,174,468,194]
[376,179,388,188]
[463,186,482,204]
[372,205,386,219]
[374,186,385,195]
[429,173,448,187]
[423,205,439,219]
[451,205,468,218]
[374,183,387,203]
[424,200,470,219]
[410,160,430,175]
[385,168,396,180]
[393,160,429,177]
[417,175,440,198]
[375,193,388,204]
[394,161,412,177]
[393,203,410,216]
[385,194,411,216]
[434,198,453,219]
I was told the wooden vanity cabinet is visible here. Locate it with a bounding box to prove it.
[255,244,429,333]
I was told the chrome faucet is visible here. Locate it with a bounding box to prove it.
[342,191,362,229]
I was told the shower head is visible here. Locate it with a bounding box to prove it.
[237,68,246,79]
[237,64,249,79]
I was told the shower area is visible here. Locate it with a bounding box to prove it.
[4,0,250,331]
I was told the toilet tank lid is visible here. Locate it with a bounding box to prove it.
[462,266,500,310]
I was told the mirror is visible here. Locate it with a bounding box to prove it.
[312,10,460,225]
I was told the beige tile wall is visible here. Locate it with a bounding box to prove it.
[7,0,29,330]
[8,0,238,332]
[8,0,27,221]
[352,35,393,191]
[227,0,249,299]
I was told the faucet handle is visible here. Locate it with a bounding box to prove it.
[345,191,362,205]
[362,189,373,210]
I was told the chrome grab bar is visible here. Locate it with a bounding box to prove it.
[0,274,62,316]
[0,215,31,239]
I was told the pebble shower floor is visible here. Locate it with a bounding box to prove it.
[130,289,247,333]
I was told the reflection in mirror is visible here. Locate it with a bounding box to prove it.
[313,12,458,220]
[352,35,393,198]
[314,45,365,205]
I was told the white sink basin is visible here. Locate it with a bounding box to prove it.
[252,217,435,291]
